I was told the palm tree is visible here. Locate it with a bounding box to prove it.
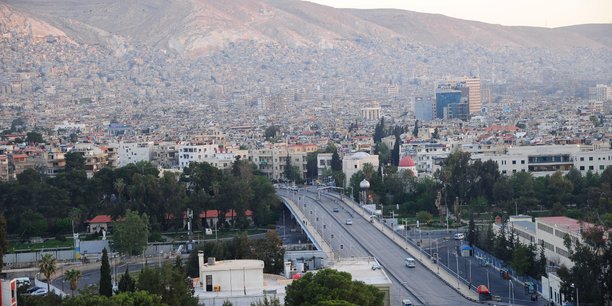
[38,254,57,293]
[64,269,82,296]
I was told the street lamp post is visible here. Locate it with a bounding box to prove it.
[509,280,514,306]
[572,283,579,306]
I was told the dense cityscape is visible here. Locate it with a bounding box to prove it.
[0,0,611,306]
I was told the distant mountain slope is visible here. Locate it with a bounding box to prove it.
[2,0,610,55]
[344,8,609,49]
[0,2,69,39]
[557,24,612,48]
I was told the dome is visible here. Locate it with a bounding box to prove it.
[352,152,370,160]
[359,179,370,189]
[398,156,416,167]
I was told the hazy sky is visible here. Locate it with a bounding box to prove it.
[307,0,612,28]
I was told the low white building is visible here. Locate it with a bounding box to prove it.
[198,254,264,294]
[342,152,379,187]
[317,153,333,177]
[112,142,152,167]
[475,144,612,177]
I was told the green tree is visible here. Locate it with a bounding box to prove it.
[285,269,384,306]
[0,214,8,274]
[99,248,113,296]
[251,296,282,306]
[113,210,150,256]
[306,152,319,180]
[432,128,439,139]
[509,244,532,276]
[38,254,57,293]
[118,267,136,293]
[415,211,433,224]
[331,151,342,172]
[64,269,82,296]
[264,125,280,141]
[25,131,44,144]
[467,216,477,247]
[64,151,85,173]
[373,118,385,143]
[252,231,285,273]
[412,120,419,137]
[283,155,300,182]
[558,226,610,305]
[376,143,390,166]
[391,133,401,167]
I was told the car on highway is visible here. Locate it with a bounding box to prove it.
[333,207,340,212]
[345,219,353,225]
[401,299,414,306]
[453,233,465,240]
[405,257,416,268]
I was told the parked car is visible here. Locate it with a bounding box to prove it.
[453,233,465,240]
[345,219,353,225]
[371,262,382,270]
[25,286,43,294]
[30,288,48,296]
[333,207,340,212]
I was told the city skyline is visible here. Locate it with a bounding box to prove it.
[307,0,612,28]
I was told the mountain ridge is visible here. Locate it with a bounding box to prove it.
[2,0,610,56]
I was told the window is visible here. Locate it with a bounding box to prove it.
[601,165,605,170]
[521,160,525,164]
[580,157,584,161]
[589,166,594,170]
[589,157,593,161]
[580,166,585,170]
[502,170,507,174]
[512,169,517,173]
[512,160,516,164]
[354,165,357,169]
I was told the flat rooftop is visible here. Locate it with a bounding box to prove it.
[330,257,392,286]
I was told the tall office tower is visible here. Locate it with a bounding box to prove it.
[465,77,481,114]
[415,97,433,121]
[435,88,462,119]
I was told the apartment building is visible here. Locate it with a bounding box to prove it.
[178,143,248,170]
[493,215,596,304]
[475,144,612,177]
[250,144,317,181]
[316,153,333,177]
[70,144,109,178]
[112,142,153,168]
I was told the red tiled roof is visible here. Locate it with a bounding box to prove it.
[86,215,112,223]
[199,209,253,219]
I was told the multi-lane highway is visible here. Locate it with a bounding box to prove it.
[278,187,480,306]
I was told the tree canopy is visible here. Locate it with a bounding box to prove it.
[285,269,384,306]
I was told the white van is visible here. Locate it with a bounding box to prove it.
[14,277,31,287]
[402,299,414,306]
[405,257,416,268]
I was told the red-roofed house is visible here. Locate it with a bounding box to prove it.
[200,209,253,228]
[86,215,113,234]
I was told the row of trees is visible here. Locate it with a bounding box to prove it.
[0,155,280,239]
[438,150,612,220]
[470,222,547,279]
[557,226,612,305]
[23,248,197,306]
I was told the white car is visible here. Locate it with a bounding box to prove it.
[453,233,465,240]
[405,257,416,268]
[30,288,48,296]
[346,219,353,225]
